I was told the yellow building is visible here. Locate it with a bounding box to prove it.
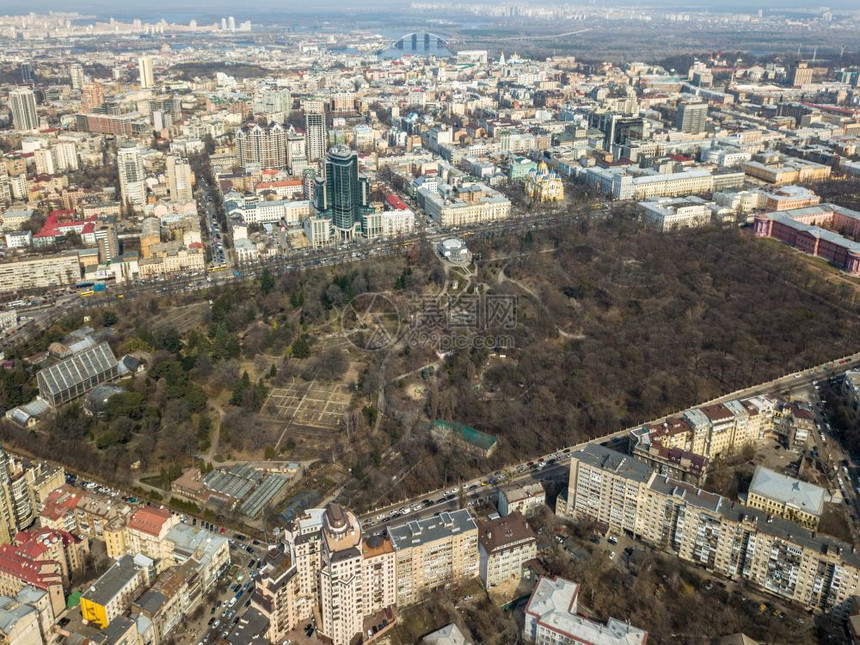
[80,554,148,629]
[746,466,825,529]
[524,162,564,203]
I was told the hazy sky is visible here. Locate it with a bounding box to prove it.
[1,0,858,14]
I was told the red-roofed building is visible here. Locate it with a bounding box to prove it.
[107,507,179,561]
[13,527,88,588]
[254,178,303,199]
[0,527,86,618]
[32,210,98,248]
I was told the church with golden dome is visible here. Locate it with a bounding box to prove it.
[524,162,564,203]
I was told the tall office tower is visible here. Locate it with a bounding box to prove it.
[82,82,105,111]
[601,113,644,152]
[94,222,120,263]
[315,147,371,240]
[166,154,194,202]
[69,63,86,90]
[221,17,227,31]
[138,56,155,89]
[9,89,38,132]
[235,122,286,170]
[19,62,33,85]
[117,145,146,210]
[675,101,708,135]
[304,99,328,163]
[228,16,236,31]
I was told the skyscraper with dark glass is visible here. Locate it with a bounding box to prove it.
[313,146,371,241]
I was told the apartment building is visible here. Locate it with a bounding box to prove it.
[0,542,66,619]
[498,482,545,518]
[137,242,205,278]
[133,558,202,644]
[318,504,366,645]
[106,506,180,561]
[746,466,825,529]
[80,554,151,629]
[631,395,774,483]
[252,545,299,645]
[235,123,287,170]
[557,444,653,533]
[844,370,860,410]
[523,576,647,645]
[418,183,512,228]
[478,513,537,589]
[163,524,230,592]
[562,445,860,618]
[166,154,194,202]
[0,254,80,294]
[40,485,131,542]
[389,510,479,607]
[265,505,396,645]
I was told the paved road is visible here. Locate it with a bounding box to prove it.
[357,352,860,529]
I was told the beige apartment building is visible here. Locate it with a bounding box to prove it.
[253,545,300,645]
[478,513,537,589]
[138,243,205,278]
[0,254,80,294]
[632,395,774,483]
[267,505,397,645]
[389,510,479,607]
[561,444,860,618]
[418,184,512,228]
[106,506,180,561]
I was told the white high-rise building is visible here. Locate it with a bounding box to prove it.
[166,154,194,202]
[9,89,38,132]
[51,141,79,172]
[137,56,155,89]
[228,16,236,31]
[69,63,86,90]
[34,148,55,175]
[304,100,328,163]
[117,145,146,210]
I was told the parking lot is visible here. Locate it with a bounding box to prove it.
[191,536,271,645]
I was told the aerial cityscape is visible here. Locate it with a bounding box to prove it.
[0,2,859,644]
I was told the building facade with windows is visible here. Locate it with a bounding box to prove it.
[560,444,860,618]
